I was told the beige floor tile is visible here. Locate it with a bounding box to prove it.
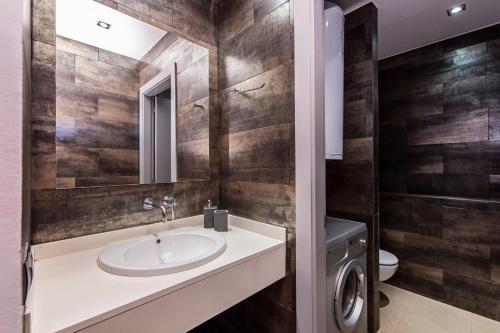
[379,283,500,333]
[395,298,472,333]
[379,284,415,333]
[471,314,500,333]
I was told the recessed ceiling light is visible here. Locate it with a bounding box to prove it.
[97,20,111,29]
[447,4,466,16]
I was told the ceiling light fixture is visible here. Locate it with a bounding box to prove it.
[97,20,111,29]
[447,4,466,16]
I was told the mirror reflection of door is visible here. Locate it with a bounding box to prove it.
[139,65,177,185]
[153,89,172,183]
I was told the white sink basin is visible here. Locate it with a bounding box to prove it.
[98,227,226,277]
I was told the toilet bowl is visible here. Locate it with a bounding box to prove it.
[379,249,398,281]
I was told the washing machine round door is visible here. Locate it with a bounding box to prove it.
[333,259,366,333]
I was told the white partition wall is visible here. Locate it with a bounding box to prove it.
[294,0,327,332]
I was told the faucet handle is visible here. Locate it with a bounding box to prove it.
[163,196,176,207]
[144,198,154,210]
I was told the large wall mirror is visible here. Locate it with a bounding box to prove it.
[55,0,210,188]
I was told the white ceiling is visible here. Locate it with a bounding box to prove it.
[335,0,500,59]
[56,0,167,60]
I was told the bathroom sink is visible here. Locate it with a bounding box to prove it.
[98,227,226,277]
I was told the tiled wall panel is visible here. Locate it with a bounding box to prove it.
[380,24,500,321]
[194,0,296,331]
[56,36,140,187]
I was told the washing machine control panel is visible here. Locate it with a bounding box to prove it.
[348,231,368,256]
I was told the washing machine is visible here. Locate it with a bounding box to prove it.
[326,217,368,333]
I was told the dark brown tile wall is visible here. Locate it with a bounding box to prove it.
[195,0,296,331]
[325,4,380,332]
[56,36,140,187]
[139,34,212,181]
[379,24,500,321]
[31,0,219,243]
[31,181,219,244]
[32,0,56,190]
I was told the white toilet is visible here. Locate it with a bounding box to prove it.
[379,249,398,281]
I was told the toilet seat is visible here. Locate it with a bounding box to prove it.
[379,249,398,266]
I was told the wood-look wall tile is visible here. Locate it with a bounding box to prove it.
[98,97,138,124]
[110,0,173,27]
[220,62,294,134]
[407,83,444,118]
[442,203,500,244]
[380,194,442,237]
[407,174,444,195]
[487,38,500,74]
[407,109,488,145]
[443,273,500,321]
[140,33,177,70]
[344,23,372,65]
[345,99,375,138]
[56,36,98,60]
[56,50,75,85]
[172,181,219,218]
[381,23,500,322]
[380,228,404,255]
[492,246,500,284]
[56,144,99,178]
[192,43,209,64]
[75,176,139,187]
[491,175,500,198]
[33,0,55,45]
[56,85,98,117]
[97,61,139,99]
[440,43,487,83]
[56,177,75,188]
[444,76,485,112]
[98,48,139,70]
[442,24,500,53]
[98,148,138,175]
[31,181,218,243]
[177,139,210,180]
[96,119,139,150]
[444,174,490,198]
[177,96,209,143]
[407,145,443,174]
[443,142,490,174]
[32,116,56,155]
[140,38,194,85]
[490,108,500,141]
[218,0,255,43]
[327,162,374,217]
[75,56,139,99]
[172,0,216,46]
[32,154,56,190]
[32,41,56,117]
[391,261,445,301]
[219,2,292,89]
[404,232,491,283]
[485,73,500,108]
[221,181,295,228]
[220,123,291,184]
[56,114,75,143]
[177,55,209,107]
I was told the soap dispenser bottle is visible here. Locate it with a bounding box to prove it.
[204,200,217,228]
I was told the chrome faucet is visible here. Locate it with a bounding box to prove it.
[143,196,176,223]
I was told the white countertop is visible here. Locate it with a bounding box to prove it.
[27,215,286,333]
